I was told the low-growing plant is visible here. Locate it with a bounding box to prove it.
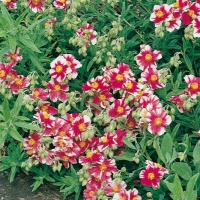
[0,0,200,200]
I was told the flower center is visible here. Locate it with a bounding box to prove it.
[156,10,164,18]
[6,0,11,2]
[86,151,93,158]
[15,78,22,85]
[63,156,69,161]
[117,106,124,114]
[188,10,194,17]
[99,94,106,101]
[43,112,50,119]
[116,74,123,81]
[148,172,155,180]
[32,0,40,5]
[89,191,95,197]
[59,131,66,136]
[155,117,162,126]
[59,139,65,147]
[0,70,6,78]
[79,141,86,148]
[190,82,198,90]
[173,2,179,8]
[67,61,72,67]
[112,186,119,192]
[119,197,126,200]
[41,105,48,112]
[54,85,61,91]
[60,0,66,3]
[56,65,63,73]
[127,121,135,128]
[126,82,133,89]
[33,90,40,97]
[11,54,17,60]
[151,75,158,82]
[100,164,107,172]
[132,197,138,200]
[78,123,86,132]
[91,82,99,89]
[156,163,162,168]
[145,53,152,61]
[27,149,33,155]
[102,137,108,143]
[28,138,35,146]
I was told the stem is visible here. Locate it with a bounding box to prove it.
[136,0,151,14]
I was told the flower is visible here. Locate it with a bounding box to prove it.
[1,0,17,9]
[47,79,69,102]
[172,0,189,12]
[135,45,162,71]
[150,4,173,27]
[184,75,200,98]
[24,133,41,154]
[181,2,200,25]
[104,180,127,196]
[28,0,46,13]
[9,75,30,94]
[76,23,97,47]
[146,108,172,135]
[139,165,163,188]
[193,16,200,37]
[128,188,142,200]
[83,181,101,200]
[88,157,117,182]
[141,67,165,90]
[29,88,49,101]
[53,0,68,10]
[165,11,182,32]
[108,99,131,118]
[5,48,22,65]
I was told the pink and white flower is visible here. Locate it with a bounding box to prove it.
[28,0,46,13]
[146,108,172,135]
[184,75,200,98]
[135,45,162,71]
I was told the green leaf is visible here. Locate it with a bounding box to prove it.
[171,162,192,180]
[3,98,10,121]
[171,124,180,139]
[123,137,136,150]
[173,174,184,199]
[29,54,46,74]
[173,72,182,91]
[31,180,43,192]
[14,122,40,131]
[9,129,24,143]
[1,3,13,27]
[185,173,199,199]
[86,59,95,72]
[15,10,28,27]
[0,14,10,30]
[114,152,135,161]
[18,36,41,53]
[0,46,10,58]
[155,138,165,163]
[7,35,16,53]
[161,133,173,161]
[11,92,23,116]
[9,166,17,182]
[183,53,194,75]
[193,143,200,165]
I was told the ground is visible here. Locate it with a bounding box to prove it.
[0,171,76,200]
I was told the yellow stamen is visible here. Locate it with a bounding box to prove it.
[112,186,119,192]
[99,94,106,101]
[78,123,86,132]
[91,82,99,89]
[151,75,158,82]
[56,65,63,73]
[102,137,108,143]
[117,106,124,114]
[0,70,6,78]
[99,164,107,172]
[116,74,123,81]
[32,0,40,5]
[15,78,22,85]
[54,85,61,91]
[89,191,95,197]
[190,82,198,90]
[188,10,194,17]
[145,53,152,61]
[86,151,93,158]
[28,138,35,146]
[126,82,133,89]
[79,141,86,148]
[156,10,164,18]
[148,172,155,180]
[33,90,40,97]
[155,117,162,126]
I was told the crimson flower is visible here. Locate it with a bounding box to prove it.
[181,2,200,25]
[184,75,200,98]
[28,0,46,13]
[5,48,22,64]
[146,108,172,135]
[1,0,17,9]
[193,16,200,37]
[47,79,69,102]
[141,67,165,90]
[53,0,68,10]
[150,4,173,27]
[108,99,131,118]
[135,45,162,71]
[30,88,48,101]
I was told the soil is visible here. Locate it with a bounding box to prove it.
[0,171,76,200]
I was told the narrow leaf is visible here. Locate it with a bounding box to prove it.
[14,122,40,131]
[114,152,135,161]
[29,54,45,74]
[183,54,194,75]
[155,138,166,163]
[161,133,173,160]
[185,173,199,199]
[11,92,23,116]
[9,128,24,142]
[1,4,13,26]
[18,36,41,53]
[123,137,136,150]
[173,174,184,199]
[7,35,16,53]
[3,98,10,121]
